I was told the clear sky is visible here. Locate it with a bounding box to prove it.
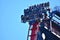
[0,0,60,40]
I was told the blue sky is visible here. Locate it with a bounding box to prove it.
[0,0,60,40]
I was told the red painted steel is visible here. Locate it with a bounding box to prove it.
[30,22,40,40]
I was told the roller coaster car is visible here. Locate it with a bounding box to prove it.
[53,11,60,17]
[21,2,50,23]
[52,20,60,36]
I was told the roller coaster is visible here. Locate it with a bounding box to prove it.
[21,2,60,40]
